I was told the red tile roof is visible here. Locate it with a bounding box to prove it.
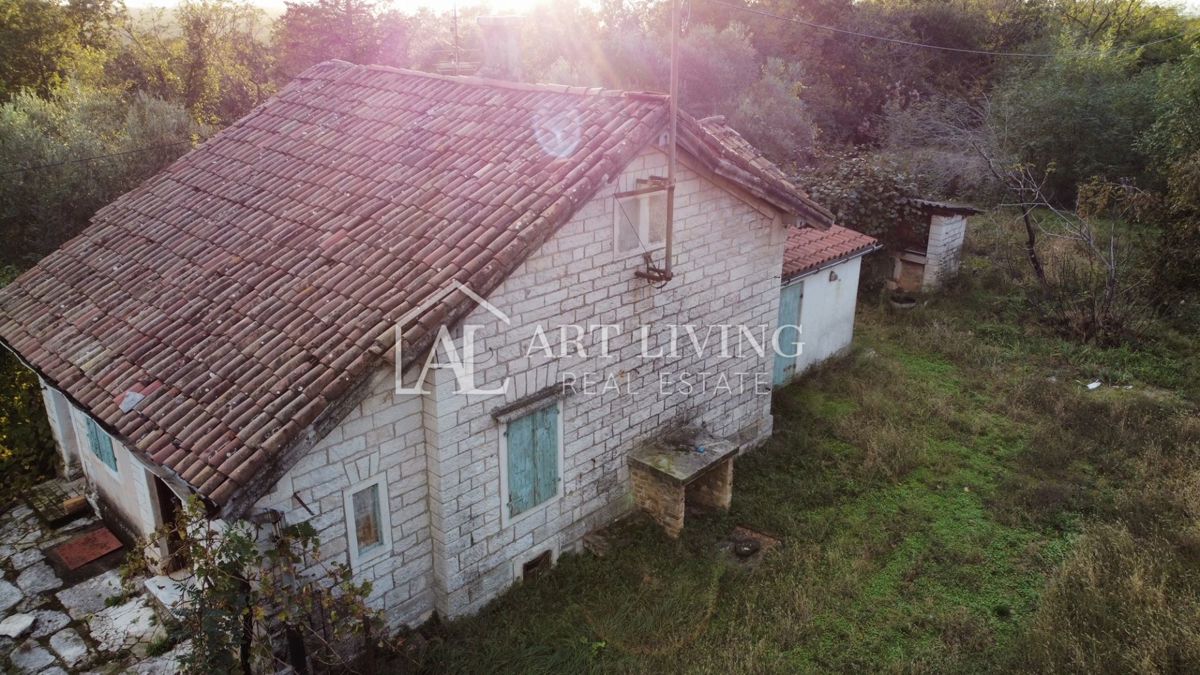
[682,115,832,225]
[783,225,880,281]
[0,61,827,514]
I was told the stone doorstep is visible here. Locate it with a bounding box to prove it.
[143,572,194,622]
[55,568,123,621]
[87,596,162,654]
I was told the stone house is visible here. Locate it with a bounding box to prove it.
[0,60,833,625]
[773,225,879,386]
[887,199,980,293]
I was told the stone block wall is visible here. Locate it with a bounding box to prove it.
[253,367,434,630]
[420,146,786,617]
[922,214,968,288]
[686,460,733,512]
[630,466,686,538]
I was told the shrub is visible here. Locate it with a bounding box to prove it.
[798,155,925,248]
[0,265,56,508]
[1022,523,1200,672]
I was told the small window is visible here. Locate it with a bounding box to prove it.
[503,404,561,520]
[344,477,391,569]
[614,180,668,255]
[84,417,117,473]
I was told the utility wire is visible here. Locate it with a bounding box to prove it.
[7,4,1186,178]
[0,140,192,178]
[707,0,1189,57]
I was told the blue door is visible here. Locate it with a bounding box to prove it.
[773,281,804,387]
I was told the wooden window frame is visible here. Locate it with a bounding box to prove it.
[613,181,668,258]
[498,400,564,529]
[343,475,392,571]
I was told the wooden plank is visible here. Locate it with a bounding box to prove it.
[506,414,536,517]
[533,406,559,504]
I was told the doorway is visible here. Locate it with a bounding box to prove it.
[153,476,187,572]
[773,280,804,387]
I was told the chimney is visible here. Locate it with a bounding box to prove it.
[477,16,523,81]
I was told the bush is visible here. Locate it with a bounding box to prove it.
[990,44,1159,203]
[1022,523,1200,672]
[729,58,816,169]
[0,85,202,263]
[0,265,57,508]
[799,155,924,247]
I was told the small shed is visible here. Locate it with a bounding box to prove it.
[774,225,880,386]
[887,199,980,293]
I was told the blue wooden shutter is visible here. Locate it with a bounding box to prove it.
[506,413,536,517]
[532,405,559,504]
[507,405,561,518]
[85,418,117,472]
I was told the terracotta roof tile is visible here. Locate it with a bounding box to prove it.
[783,225,880,281]
[0,61,825,514]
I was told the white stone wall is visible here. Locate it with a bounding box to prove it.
[922,214,967,288]
[419,147,786,617]
[787,254,864,376]
[252,366,435,629]
[65,404,160,539]
[38,380,81,477]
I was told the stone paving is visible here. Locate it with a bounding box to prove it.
[0,499,189,673]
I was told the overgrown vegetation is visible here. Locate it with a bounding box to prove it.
[414,215,1199,673]
[122,498,381,674]
[0,265,55,508]
[1,0,1196,265]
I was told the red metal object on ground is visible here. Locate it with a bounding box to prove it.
[49,527,123,571]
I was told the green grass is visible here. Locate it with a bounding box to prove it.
[416,227,1200,674]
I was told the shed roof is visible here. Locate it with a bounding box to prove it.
[908,198,981,217]
[783,225,880,281]
[0,60,828,514]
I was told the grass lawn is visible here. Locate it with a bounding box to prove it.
[416,224,1200,674]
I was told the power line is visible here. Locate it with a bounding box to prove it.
[0,140,192,178]
[707,0,1189,57]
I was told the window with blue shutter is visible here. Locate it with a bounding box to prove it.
[505,404,560,518]
[84,417,117,472]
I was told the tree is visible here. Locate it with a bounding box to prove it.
[0,266,56,509]
[108,0,273,124]
[1140,49,1200,297]
[729,58,816,168]
[0,85,204,262]
[0,0,118,98]
[274,0,387,78]
[990,42,1159,202]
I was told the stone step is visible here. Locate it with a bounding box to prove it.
[142,571,193,623]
